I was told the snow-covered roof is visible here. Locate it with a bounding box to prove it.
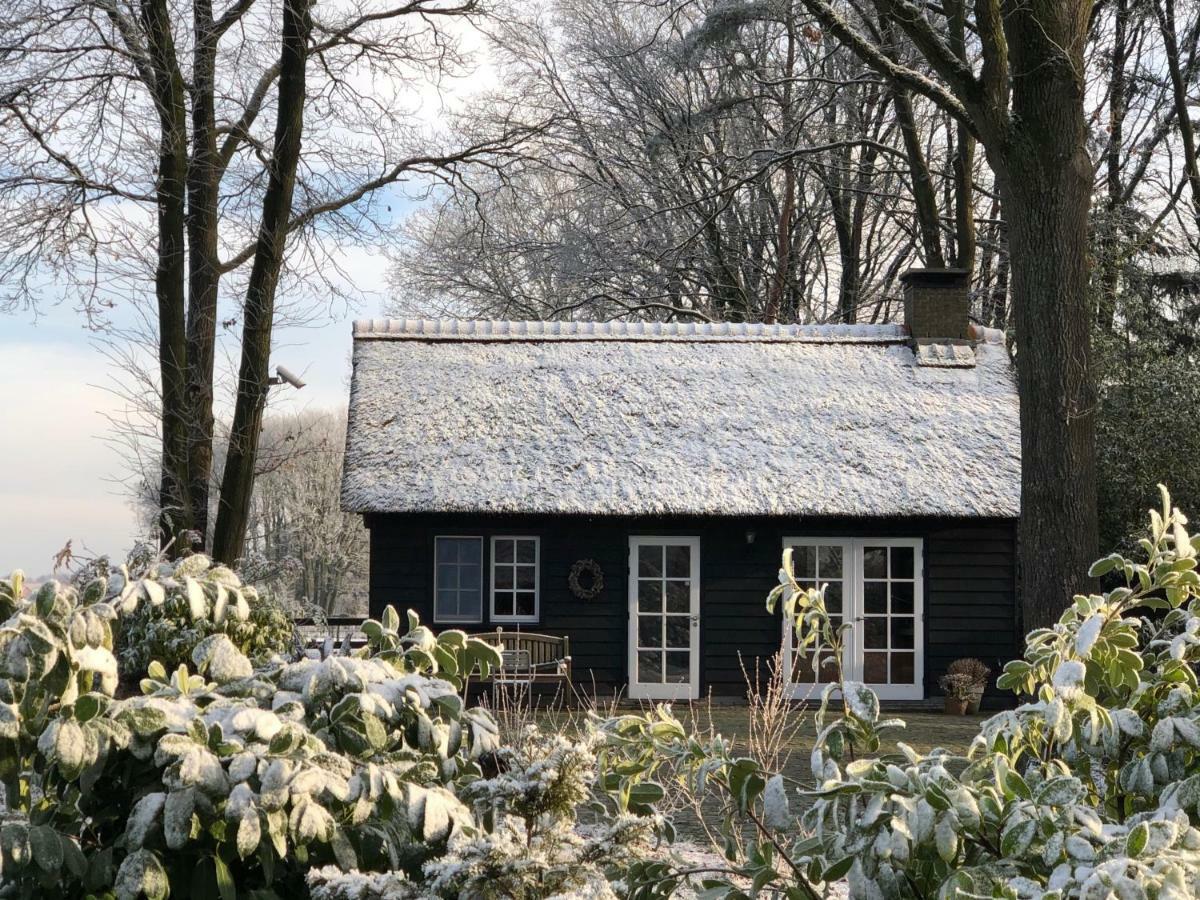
[342,320,1021,519]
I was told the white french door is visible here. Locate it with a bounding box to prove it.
[627,536,700,700]
[781,538,923,701]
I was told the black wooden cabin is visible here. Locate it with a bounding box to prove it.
[342,270,1022,705]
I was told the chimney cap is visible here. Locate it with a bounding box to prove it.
[900,267,970,285]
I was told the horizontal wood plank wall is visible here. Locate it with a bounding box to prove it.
[365,514,1018,703]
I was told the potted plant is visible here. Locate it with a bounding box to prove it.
[938,672,974,715]
[947,657,991,713]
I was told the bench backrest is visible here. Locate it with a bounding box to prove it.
[475,630,569,667]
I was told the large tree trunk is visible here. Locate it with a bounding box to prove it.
[141,0,192,554]
[992,1,1098,631]
[186,0,222,549]
[212,0,310,564]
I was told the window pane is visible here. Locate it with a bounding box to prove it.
[638,581,662,612]
[864,617,887,649]
[516,566,535,590]
[495,567,514,590]
[436,539,458,564]
[460,540,481,565]
[665,652,689,683]
[638,617,662,648]
[863,547,887,578]
[436,589,458,619]
[665,581,690,613]
[863,581,887,615]
[493,591,514,617]
[665,545,690,578]
[638,651,662,683]
[437,564,459,591]
[665,617,689,648]
[863,652,888,683]
[638,545,662,578]
[891,581,914,614]
[891,546,914,579]
[516,540,536,564]
[891,618,915,650]
[515,592,536,617]
[818,546,842,579]
[458,588,481,620]
[793,545,816,578]
[460,565,480,592]
[494,539,514,564]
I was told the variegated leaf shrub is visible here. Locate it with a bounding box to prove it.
[306,725,655,899]
[0,560,509,899]
[601,487,1200,899]
[114,553,297,677]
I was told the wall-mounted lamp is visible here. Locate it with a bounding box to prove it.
[745,529,756,545]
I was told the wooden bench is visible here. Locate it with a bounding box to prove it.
[474,628,572,686]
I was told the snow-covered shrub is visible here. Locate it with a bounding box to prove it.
[307,725,653,899]
[0,563,506,898]
[114,552,297,677]
[601,486,1200,899]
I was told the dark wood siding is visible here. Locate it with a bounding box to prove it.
[366,513,1017,704]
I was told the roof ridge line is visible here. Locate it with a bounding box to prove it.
[352,318,908,343]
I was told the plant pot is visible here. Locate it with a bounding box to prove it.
[944,696,969,716]
[967,685,985,715]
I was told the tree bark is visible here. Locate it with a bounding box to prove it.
[140,0,192,554]
[945,0,975,272]
[212,0,311,564]
[186,0,222,549]
[988,0,1099,630]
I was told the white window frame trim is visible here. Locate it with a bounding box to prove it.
[781,536,924,701]
[489,535,541,624]
[433,535,484,624]
[627,535,701,702]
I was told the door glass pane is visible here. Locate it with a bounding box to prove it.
[863,547,887,578]
[665,652,689,683]
[637,652,662,683]
[863,652,888,683]
[892,652,915,684]
[638,581,662,612]
[863,581,887,615]
[864,617,887,649]
[665,618,689,648]
[665,581,690,613]
[494,539,514,563]
[824,582,843,615]
[665,545,690,578]
[793,546,816,578]
[891,618,915,650]
[638,545,663,578]
[891,581,914,614]
[638,618,662,648]
[890,546,914,579]
[818,546,843,578]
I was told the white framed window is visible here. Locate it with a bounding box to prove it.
[434,536,483,623]
[781,537,923,701]
[490,536,540,622]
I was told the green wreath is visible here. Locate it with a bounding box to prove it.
[568,559,604,600]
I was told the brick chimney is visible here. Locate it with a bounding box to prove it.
[900,268,970,341]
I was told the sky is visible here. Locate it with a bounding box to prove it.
[0,250,391,576]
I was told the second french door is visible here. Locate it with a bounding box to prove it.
[627,537,700,700]
[781,537,923,700]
